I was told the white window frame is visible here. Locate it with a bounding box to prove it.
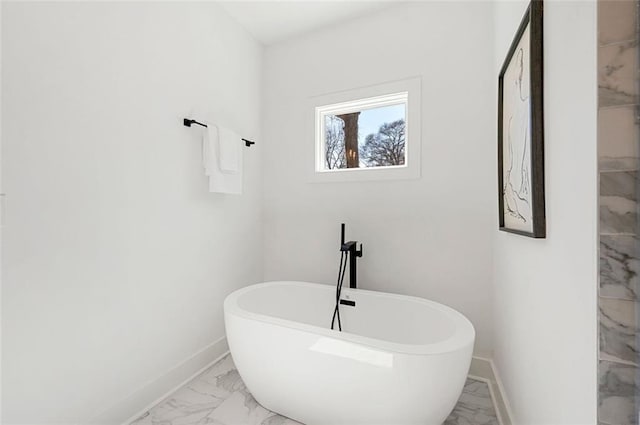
[308,77,421,183]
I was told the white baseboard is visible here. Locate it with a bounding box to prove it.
[470,356,494,380]
[489,357,516,425]
[89,336,229,425]
[469,356,513,425]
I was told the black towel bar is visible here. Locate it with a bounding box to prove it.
[183,118,255,147]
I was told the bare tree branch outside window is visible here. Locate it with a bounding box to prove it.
[360,119,405,167]
[324,115,346,169]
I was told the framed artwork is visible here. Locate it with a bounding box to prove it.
[498,0,545,238]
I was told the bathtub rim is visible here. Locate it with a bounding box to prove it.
[224,280,475,356]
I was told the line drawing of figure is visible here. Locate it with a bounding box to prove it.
[503,42,532,229]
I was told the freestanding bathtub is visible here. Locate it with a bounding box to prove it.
[224,281,475,425]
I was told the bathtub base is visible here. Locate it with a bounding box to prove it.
[227,315,471,425]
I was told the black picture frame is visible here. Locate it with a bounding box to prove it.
[498,0,545,238]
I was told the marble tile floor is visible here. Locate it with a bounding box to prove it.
[130,354,500,425]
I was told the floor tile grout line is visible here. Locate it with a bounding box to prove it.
[599,38,637,48]
[598,102,639,109]
[599,169,640,173]
[600,103,640,110]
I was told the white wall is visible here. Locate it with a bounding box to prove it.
[492,1,598,423]
[1,2,262,423]
[262,2,496,355]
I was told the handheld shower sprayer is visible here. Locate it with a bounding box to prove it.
[331,223,363,331]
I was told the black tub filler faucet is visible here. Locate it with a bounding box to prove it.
[340,223,363,289]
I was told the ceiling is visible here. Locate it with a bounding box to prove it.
[218,1,403,46]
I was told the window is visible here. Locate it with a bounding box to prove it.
[310,78,421,182]
[317,93,408,171]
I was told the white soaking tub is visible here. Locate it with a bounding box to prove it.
[224,281,475,425]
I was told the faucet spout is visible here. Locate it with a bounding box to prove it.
[341,240,357,252]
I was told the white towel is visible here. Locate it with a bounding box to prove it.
[201,124,243,194]
[217,126,240,174]
[202,125,217,176]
